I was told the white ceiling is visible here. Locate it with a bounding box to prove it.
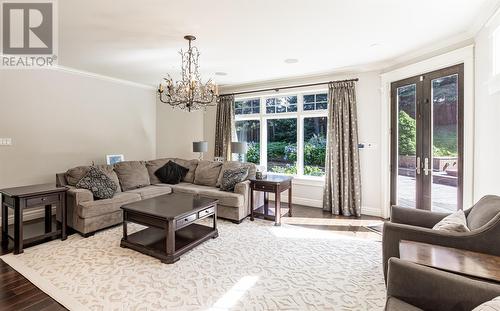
[58,0,500,87]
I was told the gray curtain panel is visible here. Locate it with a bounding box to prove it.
[323,81,362,217]
[214,95,235,161]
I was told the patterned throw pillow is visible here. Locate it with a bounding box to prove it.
[76,166,118,199]
[432,210,470,233]
[154,161,189,184]
[220,167,249,192]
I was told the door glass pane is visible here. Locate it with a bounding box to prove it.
[431,74,458,212]
[267,118,297,174]
[303,117,327,176]
[396,84,417,208]
[235,120,260,164]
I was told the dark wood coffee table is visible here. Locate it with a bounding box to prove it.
[120,193,218,264]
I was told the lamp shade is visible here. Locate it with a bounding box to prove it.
[192,141,208,153]
[231,142,248,154]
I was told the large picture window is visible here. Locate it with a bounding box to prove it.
[234,91,328,178]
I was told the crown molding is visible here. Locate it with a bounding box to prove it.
[48,65,156,90]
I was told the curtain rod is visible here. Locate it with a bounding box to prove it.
[219,78,359,97]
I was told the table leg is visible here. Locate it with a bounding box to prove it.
[250,189,254,221]
[1,200,8,248]
[264,192,269,216]
[165,220,175,263]
[44,204,52,233]
[61,193,67,240]
[275,189,281,226]
[288,183,293,217]
[14,200,24,254]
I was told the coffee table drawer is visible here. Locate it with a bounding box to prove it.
[176,213,197,229]
[198,206,215,218]
[26,194,59,207]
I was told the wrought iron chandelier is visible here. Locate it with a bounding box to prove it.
[157,35,219,111]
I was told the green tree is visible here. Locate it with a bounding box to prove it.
[398,111,416,155]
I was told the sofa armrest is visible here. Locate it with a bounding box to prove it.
[67,186,94,205]
[391,206,450,228]
[234,180,250,196]
[386,258,500,311]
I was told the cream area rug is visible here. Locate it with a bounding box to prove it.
[1,219,386,311]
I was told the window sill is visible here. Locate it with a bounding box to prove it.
[488,74,500,95]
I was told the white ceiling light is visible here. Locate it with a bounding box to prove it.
[284,58,299,64]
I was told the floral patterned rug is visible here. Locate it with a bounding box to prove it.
[1,219,386,310]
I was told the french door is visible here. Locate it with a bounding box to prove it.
[391,64,464,212]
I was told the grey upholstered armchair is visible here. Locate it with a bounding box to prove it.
[383,195,500,281]
[385,258,500,311]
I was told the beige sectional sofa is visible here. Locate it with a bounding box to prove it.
[56,158,262,237]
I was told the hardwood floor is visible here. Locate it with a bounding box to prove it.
[0,204,383,310]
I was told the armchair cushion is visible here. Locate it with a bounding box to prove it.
[432,210,470,233]
[467,195,500,230]
[391,206,449,228]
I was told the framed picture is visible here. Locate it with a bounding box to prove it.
[106,154,124,165]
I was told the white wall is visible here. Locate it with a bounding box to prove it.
[156,102,205,160]
[473,11,500,200]
[0,68,156,189]
[204,71,383,216]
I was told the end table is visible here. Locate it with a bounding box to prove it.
[249,175,293,226]
[1,184,68,254]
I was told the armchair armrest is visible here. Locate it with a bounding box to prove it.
[391,206,450,228]
[386,258,500,311]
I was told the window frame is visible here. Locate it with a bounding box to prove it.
[234,89,328,179]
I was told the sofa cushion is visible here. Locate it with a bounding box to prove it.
[216,161,256,187]
[75,166,118,199]
[220,167,249,192]
[66,165,121,193]
[114,161,150,191]
[168,183,244,208]
[194,160,223,187]
[473,296,500,311]
[173,159,198,183]
[126,185,172,200]
[77,192,141,218]
[467,195,500,230]
[146,158,175,184]
[197,188,244,208]
[432,210,470,233]
[155,161,189,184]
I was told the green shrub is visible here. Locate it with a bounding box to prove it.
[304,165,324,176]
[398,111,416,156]
[270,164,297,174]
[246,142,260,164]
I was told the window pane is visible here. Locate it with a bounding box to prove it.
[316,93,327,102]
[266,98,275,106]
[304,95,315,103]
[288,104,297,112]
[302,93,328,111]
[267,118,297,174]
[266,106,275,114]
[235,120,260,164]
[303,117,327,176]
[235,99,259,115]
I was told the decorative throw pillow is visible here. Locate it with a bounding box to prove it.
[472,296,500,311]
[154,161,189,184]
[220,167,249,192]
[75,166,118,199]
[432,210,470,233]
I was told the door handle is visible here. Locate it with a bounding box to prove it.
[423,157,432,175]
[416,157,421,175]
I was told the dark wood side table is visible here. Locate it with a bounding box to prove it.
[1,184,68,254]
[399,240,500,283]
[249,175,293,226]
